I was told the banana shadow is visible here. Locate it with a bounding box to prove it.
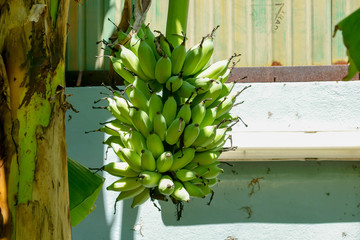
[159,161,360,225]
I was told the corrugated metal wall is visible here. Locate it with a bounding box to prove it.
[66,0,360,71]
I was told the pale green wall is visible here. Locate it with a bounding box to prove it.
[66,81,360,240]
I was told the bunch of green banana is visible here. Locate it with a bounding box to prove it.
[94,23,249,210]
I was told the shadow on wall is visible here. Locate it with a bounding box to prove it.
[159,161,360,226]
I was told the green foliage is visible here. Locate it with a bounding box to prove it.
[335,8,360,80]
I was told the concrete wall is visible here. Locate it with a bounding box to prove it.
[66,81,360,240]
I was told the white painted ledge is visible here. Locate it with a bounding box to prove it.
[219,130,360,161]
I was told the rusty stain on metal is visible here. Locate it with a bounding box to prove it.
[229,65,359,83]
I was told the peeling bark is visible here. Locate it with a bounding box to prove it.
[0,0,71,239]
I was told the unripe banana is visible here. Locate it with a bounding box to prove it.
[156,151,173,173]
[191,151,221,166]
[192,165,210,177]
[165,117,185,145]
[202,164,224,179]
[103,135,123,148]
[98,125,120,137]
[153,112,167,141]
[219,68,231,83]
[204,128,229,150]
[192,80,223,107]
[177,81,196,98]
[146,132,164,159]
[207,177,220,187]
[144,24,159,60]
[186,77,213,94]
[148,80,163,93]
[158,175,175,196]
[129,107,152,138]
[192,35,215,74]
[155,55,172,84]
[131,188,150,208]
[111,143,142,172]
[182,38,205,76]
[138,171,162,188]
[170,37,186,74]
[138,39,157,79]
[191,99,207,124]
[195,58,231,79]
[118,131,132,149]
[128,128,147,155]
[148,93,163,122]
[156,32,173,57]
[175,169,197,182]
[199,107,217,128]
[172,181,190,202]
[103,161,140,177]
[176,101,191,124]
[169,148,196,171]
[140,149,156,171]
[162,94,177,126]
[129,31,141,56]
[107,177,142,192]
[183,123,200,148]
[183,181,206,198]
[115,185,146,202]
[109,57,136,83]
[113,95,133,124]
[106,98,132,124]
[218,81,235,99]
[165,74,183,92]
[196,184,213,196]
[119,45,150,81]
[191,125,217,148]
[131,77,151,99]
[128,85,149,112]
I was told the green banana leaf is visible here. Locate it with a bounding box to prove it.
[68,157,104,227]
[334,8,360,80]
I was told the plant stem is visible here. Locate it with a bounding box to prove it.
[166,0,190,48]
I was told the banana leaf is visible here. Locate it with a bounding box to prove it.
[334,8,360,80]
[68,157,104,227]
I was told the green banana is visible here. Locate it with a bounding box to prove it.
[138,171,162,188]
[103,135,123,148]
[155,32,173,57]
[153,112,167,141]
[129,107,152,138]
[219,68,231,83]
[218,81,235,99]
[191,99,208,124]
[182,37,205,76]
[103,161,140,177]
[146,132,164,159]
[207,178,220,187]
[196,184,213,196]
[155,55,172,84]
[148,93,163,122]
[191,151,220,166]
[106,98,132,125]
[111,143,142,172]
[131,188,150,208]
[162,94,177,126]
[191,125,217,148]
[192,165,210,177]
[183,181,205,198]
[192,80,223,107]
[129,31,141,56]
[172,181,190,202]
[156,151,174,173]
[119,45,150,81]
[158,175,175,196]
[170,36,186,74]
[165,117,185,145]
[140,149,156,171]
[131,77,151,99]
[202,164,224,179]
[107,177,142,192]
[176,169,197,182]
[169,148,196,171]
[186,77,213,94]
[199,107,217,128]
[165,74,183,92]
[183,123,200,148]
[194,55,238,79]
[138,39,156,79]
[144,24,159,60]
[128,85,149,112]
[115,185,146,202]
[112,95,133,125]
[192,34,215,74]
[148,80,163,93]
[128,128,146,155]
[109,57,136,83]
[176,101,191,124]
[177,81,196,98]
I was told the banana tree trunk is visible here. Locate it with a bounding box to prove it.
[0,1,71,239]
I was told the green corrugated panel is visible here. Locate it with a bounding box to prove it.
[66,0,359,70]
